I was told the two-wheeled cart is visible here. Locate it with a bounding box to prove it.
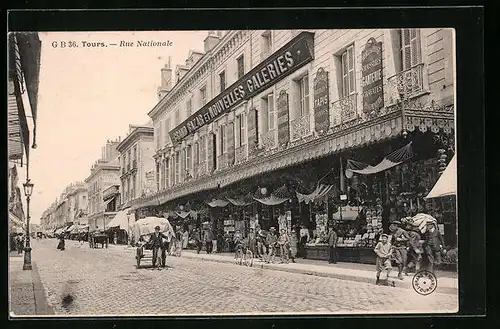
[133,216,174,269]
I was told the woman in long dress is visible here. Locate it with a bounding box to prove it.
[57,234,65,251]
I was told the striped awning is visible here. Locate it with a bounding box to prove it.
[8,85,23,160]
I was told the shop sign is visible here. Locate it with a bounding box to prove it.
[313,67,330,135]
[170,32,316,143]
[361,38,384,113]
[276,90,290,147]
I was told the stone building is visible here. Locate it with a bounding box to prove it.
[84,139,121,231]
[131,29,456,247]
[116,123,156,209]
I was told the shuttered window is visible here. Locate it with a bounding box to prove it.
[186,145,192,175]
[341,45,356,98]
[237,55,245,79]
[401,28,422,71]
[175,152,180,184]
[268,94,275,130]
[186,98,192,117]
[299,75,310,116]
[165,158,170,188]
[219,125,227,155]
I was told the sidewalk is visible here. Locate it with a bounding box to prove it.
[9,253,55,316]
[180,250,459,295]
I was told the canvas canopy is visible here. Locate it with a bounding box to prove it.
[346,142,413,175]
[132,216,175,240]
[106,209,131,230]
[425,155,457,199]
[296,184,334,204]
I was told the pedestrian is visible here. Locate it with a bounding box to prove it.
[327,227,338,264]
[16,234,24,254]
[404,228,423,275]
[266,227,278,263]
[288,226,298,263]
[204,228,213,254]
[248,227,257,256]
[423,222,445,275]
[374,233,393,285]
[389,222,409,280]
[148,226,168,269]
[57,234,66,251]
[195,229,203,254]
[277,228,290,263]
[299,226,309,258]
[255,226,265,259]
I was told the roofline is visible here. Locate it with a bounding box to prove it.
[116,126,154,153]
[147,31,238,120]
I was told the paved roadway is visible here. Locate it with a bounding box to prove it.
[27,239,458,316]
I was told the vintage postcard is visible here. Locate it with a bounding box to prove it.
[8,29,458,317]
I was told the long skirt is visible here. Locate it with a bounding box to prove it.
[57,240,65,250]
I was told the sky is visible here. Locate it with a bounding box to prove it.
[15,31,209,224]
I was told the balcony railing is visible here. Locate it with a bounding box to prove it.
[217,153,229,170]
[196,161,207,177]
[235,145,248,164]
[291,114,311,141]
[330,93,358,126]
[387,63,425,103]
[260,129,277,150]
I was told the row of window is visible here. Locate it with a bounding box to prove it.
[122,174,137,203]
[119,145,138,172]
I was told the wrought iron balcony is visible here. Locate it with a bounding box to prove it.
[330,93,358,126]
[260,129,277,150]
[235,145,247,164]
[387,63,425,103]
[196,161,207,178]
[291,114,311,141]
[217,153,229,170]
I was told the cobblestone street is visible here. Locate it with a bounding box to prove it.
[21,239,458,316]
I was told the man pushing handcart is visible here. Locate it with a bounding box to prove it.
[133,216,175,270]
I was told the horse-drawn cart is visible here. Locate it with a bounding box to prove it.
[133,216,174,269]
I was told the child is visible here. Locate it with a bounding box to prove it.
[266,227,278,263]
[278,228,290,264]
[374,233,393,285]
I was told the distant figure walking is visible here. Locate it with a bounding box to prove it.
[57,235,66,251]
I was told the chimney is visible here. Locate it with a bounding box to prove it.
[158,57,173,101]
[204,31,221,52]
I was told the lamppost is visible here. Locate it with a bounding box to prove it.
[22,179,34,271]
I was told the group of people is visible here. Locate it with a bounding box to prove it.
[373,220,445,284]
[10,233,25,254]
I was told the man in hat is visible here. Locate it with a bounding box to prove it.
[327,227,338,264]
[148,225,168,269]
[374,233,393,284]
[404,224,423,275]
[389,221,410,280]
[423,222,445,275]
[266,227,278,263]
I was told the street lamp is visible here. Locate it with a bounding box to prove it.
[22,179,34,271]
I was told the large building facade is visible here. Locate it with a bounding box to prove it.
[131,29,456,248]
[85,140,121,231]
[116,124,156,209]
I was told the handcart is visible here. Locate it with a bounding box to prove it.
[133,216,174,269]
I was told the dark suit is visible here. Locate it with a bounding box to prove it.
[148,232,168,267]
[328,230,338,264]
